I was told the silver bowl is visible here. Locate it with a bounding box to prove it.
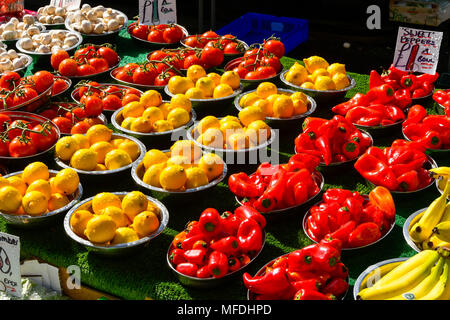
[1,22,46,48]
[402,208,427,253]
[280,70,356,105]
[0,53,33,77]
[111,102,196,149]
[168,232,265,288]
[302,195,396,251]
[402,126,450,157]
[127,22,189,48]
[353,257,408,300]
[0,169,83,228]
[109,65,171,94]
[51,75,72,99]
[411,89,434,105]
[354,117,405,138]
[63,191,169,256]
[2,82,53,112]
[233,88,317,128]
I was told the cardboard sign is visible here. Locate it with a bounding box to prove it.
[393,26,443,74]
[0,232,22,298]
[49,0,81,11]
[139,0,177,25]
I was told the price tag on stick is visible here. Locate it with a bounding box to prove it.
[0,232,22,298]
[393,26,443,75]
[139,0,177,26]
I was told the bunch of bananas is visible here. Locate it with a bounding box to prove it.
[357,249,450,300]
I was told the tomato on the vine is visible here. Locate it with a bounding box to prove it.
[263,39,285,59]
[74,46,96,63]
[88,58,109,73]
[12,87,38,106]
[0,139,9,157]
[51,50,70,71]
[52,117,73,134]
[9,137,37,158]
[32,71,54,94]
[223,42,242,54]
[52,78,69,96]
[147,29,164,43]
[29,124,58,152]
[103,85,122,98]
[83,95,103,117]
[163,26,184,43]
[70,121,91,134]
[0,93,13,109]
[183,54,202,69]
[102,94,123,111]
[115,69,133,83]
[58,58,78,76]
[97,47,119,67]
[0,113,11,130]
[256,66,277,78]
[149,50,169,61]
[39,109,58,120]
[132,25,149,40]
[0,72,21,90]
[200,46,224,68]
[77,64,97,76]
[184,36,202,48]
[132,65,158,85]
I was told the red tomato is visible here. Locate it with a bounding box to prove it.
[263,39,285,58]
[163,26,183,43]
[12,87,38,106]
[77,64,97,76]
[0,72,21,90]
[97,47,120,67]
[149,50,169,61]
[52,117,73,133]
[244,71,262,80]
[74,46,96,63]
[243,48,266,61]
[121,93,140,106]
[52,78,69,96]
[232,66,249,79]
[0,139,9,157]
[33,71,54,93]
[261,56,282,73]
[132,24,149,40]
[7,119,31,140]
[223,42,244,55]
[154,24,169,31]
[256,66,277,78]
[78,81,101,97]
[201,30,219,41]
[58,58,78,77]
[70,121,91,134]
[123,63,140,73]
[115,69,133,83]
[147,29,164,43]
[183,54,202,69]
[132,65,157,85]
[220,34,236,46]
[200,46,224,68]
[84,95,103,117]
[124,88,141,96]
[154,72,175,86]
[102,95,123,111]
[9,136,37,157]
[103,85,123,98]
[184,36,202,48]
[0,93,13,109]
[50,50,70,70]
[88,58,109,73]
[65,107,86,121]
[29,124,58,152]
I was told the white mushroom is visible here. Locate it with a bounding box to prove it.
[16,22,26,30]
[31,34,41,42]
[20,38,34,50]
[81,4,92,13]
[64,36,79,48]
[0,47,6,54]
[23,15,35,25]
[12,57,25,69]
[2,31,17,41]
[7,49,18,60]
[27,26,40,36]
[41,33,52,45]
[0,52,10,60]
[36,44,51,53]
[3,22,15,32]
[55,7,66,17]
[38,16,47,24]
[45,16,54,24]
[81,20,93,34]
[86,10,97,22]
[93,23,105,34]
[107,19,120,31]
[0,60,13,72]
[9,17,19,26]
[46,5,56,15]
[117,15,125,25]
[50,38,63,47]
[53,16,65,24]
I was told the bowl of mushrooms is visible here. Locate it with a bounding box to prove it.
[0,47,32,77]
[36,5,70,29]
[64,4,128,44]
[0,15,46,48]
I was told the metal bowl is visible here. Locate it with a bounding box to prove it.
[3,82,53,112]
[164,84,244,118]
[58,57,121,82]
[1,22,46,48]
[302,195,396,251]
[234,88,317,129]
[168,232,265,288]
[411,89,434,105]
[51,75,72,99]
[354,118,405,138]
[127,22,189,48]
[235,170,324,221]
[0,53,33,77]
[0,169,83,228]
[402,208,426,253]
[110,66,170,95]
[353,257,408,300]
[402,126,450,157]
[111,102,196,149]
[280,70,356,105]
[63,192,169,256]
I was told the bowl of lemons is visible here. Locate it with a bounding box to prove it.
[64,190,169,256]
[0,162,82,228]
[54,124,146,183]
[131,140,227,200]
[111,89,196,149]
[280,56,356,105]
[163,65,244,118]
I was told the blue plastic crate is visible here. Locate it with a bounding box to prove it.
[216,13,309,54]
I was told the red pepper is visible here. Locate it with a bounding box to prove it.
[416,72,439,85]
[344,197,363,224]
[335,206,352,226]
[302,117,327,133]
[220,211,242,236]
[228,172,264,198]
[354,153,399,190]
[403,104,427,126]
[176,262,198,277]
[306,215,321,242]
[286,153,318,173]
[332,93,370,115]
[400,74,417,90]
[357,116,382,126]
[256,162,281,177]
[237,254,251,267]
[322,278,349,297]
[291,279,322,292]
[393,88,412,109]
[196,265,211,278]
[387,64,408,81]
[385,105,405,123]
[185,221,202,237]
[234,204,266,229]
[422,115,450,131]
[295,132,317,152]
[294,182,309,206]
[287,246,317,273]
[345,106,370,124]
[342,141,360,160]
[416,167,432,188]
[294,289,335,300]
[422,81,434,95]
[198,208,222,237]
[237,218,263,252]
[323,188,353,206]
[412,88,427,98]
[369,70,385,89]
[368,186,396,222]
[227,256,241,273]
[181,234,206,250]
[210,236,240,255]
[328,220,356,245]
[271,256,288,269]
[169,248,187,265]
[172,231,187,249]
[347,222,382,248]
[243,267,291,296]
[330,262,349,279]
[207,250,228,278]
[385,146,415,165]
[350,130,372,151]
[311,211,330,237]
[314,135,332,165]
[254,167,287,211]
[361,203,385,228]
[183,249,207,266]
[320,236,343,252]
[392,139,426,153]
[366,84,394,104]
[192,240,208,250]
[419,130,442,150]
[397,170,420,191]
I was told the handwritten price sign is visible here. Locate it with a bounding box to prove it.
[393,26,443,75]
[0,232,22,298]
[139,0,177,26]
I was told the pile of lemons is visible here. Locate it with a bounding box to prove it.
[140,140,224,191]
[55,124,140,171]
[193,113,272,150]
[69,191,161,245]
[0,162,79,216]
[238,82,310,119]
[284,56,350,91]
[167,65,240,99]
[120,89,192,133]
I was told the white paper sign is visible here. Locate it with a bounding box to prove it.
[139,0,177,26]
[49,0,81,11]
[0,232,22,298]
[393,26,443,74]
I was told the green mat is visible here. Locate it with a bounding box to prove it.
[1,26,448,300]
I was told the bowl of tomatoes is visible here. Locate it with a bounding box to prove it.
[0,111,60,170]
[127,22,189,48]
[51,75,72,99]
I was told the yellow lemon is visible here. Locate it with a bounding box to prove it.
[131,211,160,238]
[238,106,266,127]
[92,192,122,215]
[301,82,315,89]
[220,71,241,90]
[256,82,277,99]
[332,72,350,90]
[70,209,94,237]
[285,64,308,85]
[220,120,243,137]
[86,124,113,145]
[102,206,130,228]
[84,215,117,243]
[186,64,206,83]
[142,106,165,125]
[219,116,240,126]
[198,153,224,181]
[117,140,140,161]
[104,149,132,170]
[292,98,308,115]
[158,102,171,118]
[170,140,202,162]
[227,132,250,150]
[195,77,216,98]
[6,176,27,196]
[55,136,79,162]
[185,87,205,99]
[290,92,308,104]
[185,167,209,189]
[327,63,346,77]
[170,94,192,113]
[315,75,336,90]
[112,227,139,244]
[48,193,70,211]
[310,68,330,83]
[168,75,194,94]
[110,138,125,148]
[90,141,114,164]
[153,119,174,132]
[95,164,107,171]
[53,168,79,195]
[240,92,260,107]
[130,117,153,133]
[159,165,187,190]
[26,179,51,201]
[213,83,234,99]
[246,120,271,144]
[252,99,273,117]
[272,95,294,118]
[143,149,168,170]
[122,191,148,221]
[71,134,90,149]
[167,155,192,169]
[266,93,280,106]
[22,162,49,185]
[207,72,221,87]
[195,115,220,135]
[147,201,160,214]
[0,186,22,213]
[70,149,98,171]
[142,162,166,187]
[197,127,224,149]
[121,117,137,130]
[167,107,190,128]
[303,56,329,73]
[140,90,162,108]
[0,177,10,189]
[122,101,144,119]
[22,191,48,216]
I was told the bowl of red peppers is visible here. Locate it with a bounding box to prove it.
[433,89,450,116]
[245,240,349,300]
[294,115,373,169]
[302,186,396,251]
[167,205,266,288]
[230,153,324,219]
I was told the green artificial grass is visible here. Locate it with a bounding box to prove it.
[1,27,449,300]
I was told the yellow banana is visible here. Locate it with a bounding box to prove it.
[422,234,450,250]
[357,251,439,300]
[388,257,444,300]
[438,203,450,223]
[409,182,450,243]
[408,210,425,233]
[429,167,450,180]
[433,221,450,243]
[438,259,450,300]
[419,259,449,300]
[361,261,403,290]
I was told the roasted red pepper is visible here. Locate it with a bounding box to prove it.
[207,250,228,278]
[243,267,291,295]
[234,205,266,229]
[237,218,263,252]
